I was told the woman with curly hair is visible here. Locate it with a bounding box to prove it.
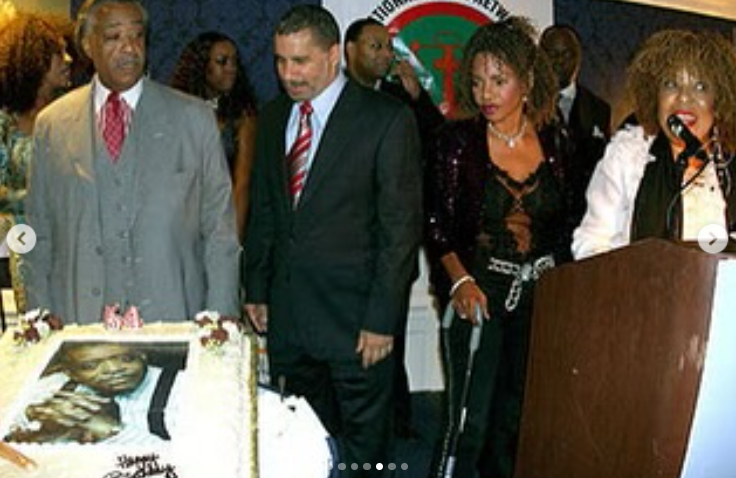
[426,17,572,478]
[0,12,71,313]
[574,29,736,258]
[170,32,258,238]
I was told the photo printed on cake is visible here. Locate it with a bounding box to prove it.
[4,340,188,445]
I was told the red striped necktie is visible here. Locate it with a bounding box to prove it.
[287,101,313,206]
[103,92,126,162]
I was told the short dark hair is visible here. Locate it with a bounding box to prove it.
[345,17,382,44]
[75,0,149,57]
[57,341,145,369]
[539,24,582,71]
[275,4,339,50]
[344,17,384,59]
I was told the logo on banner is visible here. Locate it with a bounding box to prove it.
[369,0,510,117]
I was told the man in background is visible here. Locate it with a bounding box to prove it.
[541,24,611,233]
[245,5,422,476]
[25,0,240,323]
[345,17,444,146]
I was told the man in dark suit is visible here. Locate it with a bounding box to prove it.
[344,17,445,147]
[541,24,611,234]
[244,5,422,476]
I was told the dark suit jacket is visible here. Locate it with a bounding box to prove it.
[244,80,422,361]
[561,84,612,224]
[379,79,445,147]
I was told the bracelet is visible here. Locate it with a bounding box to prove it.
[449,275,475,297]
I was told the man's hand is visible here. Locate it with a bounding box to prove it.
[245,303,269,333]
[26,391,110,427]
[18,391,121,443]
[392,59,421,101]
[355,330,394,369]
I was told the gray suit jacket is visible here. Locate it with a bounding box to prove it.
[26,78,240,323]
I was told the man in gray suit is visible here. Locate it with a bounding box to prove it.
[24,0,240,323]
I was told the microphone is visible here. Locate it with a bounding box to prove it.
[664,115,713,238]
[666,115,708,164]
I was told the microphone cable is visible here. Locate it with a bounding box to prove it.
[665,144,712,238]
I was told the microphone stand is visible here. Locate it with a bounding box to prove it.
[665,146,710,238]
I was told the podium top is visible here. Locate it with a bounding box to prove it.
[574,238,736,266]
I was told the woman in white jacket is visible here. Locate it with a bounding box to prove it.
[573,29,736,259]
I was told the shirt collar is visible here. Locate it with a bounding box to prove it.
[560,81,577,101]
[293,71,347,127]
[93,75,144,114]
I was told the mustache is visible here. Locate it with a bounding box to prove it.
[283,80,307,89]
[116,56,144,68]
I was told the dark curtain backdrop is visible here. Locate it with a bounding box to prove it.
[70,0,318,106]
[70,0,735,118]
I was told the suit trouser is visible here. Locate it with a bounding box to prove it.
[270,349,395,478]
[443,278,533,478]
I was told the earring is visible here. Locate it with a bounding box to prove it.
[711,125,722,161]
[711,124,732,195]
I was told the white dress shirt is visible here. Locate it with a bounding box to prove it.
[285,72,347,202]
[93,76,143,136]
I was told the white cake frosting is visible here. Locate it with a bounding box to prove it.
[0,322,255,478]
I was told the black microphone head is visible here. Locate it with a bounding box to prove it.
[667,114,702,153]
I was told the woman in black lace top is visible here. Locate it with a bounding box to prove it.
[426,17,570,478]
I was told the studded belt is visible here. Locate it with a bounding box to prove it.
[486,255,555,311]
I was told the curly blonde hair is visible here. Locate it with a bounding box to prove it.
[457,16,556,126]
[627,29,736,151]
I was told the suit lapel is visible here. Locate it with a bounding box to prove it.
[70,85,97,185]
[272,98,293,211]
[297,83,359,208]
[128,79,173,227]
[66,85,104,254]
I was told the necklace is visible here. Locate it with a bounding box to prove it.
[487,116,527,148]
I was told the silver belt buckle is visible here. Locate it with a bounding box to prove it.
[520,263,533,281]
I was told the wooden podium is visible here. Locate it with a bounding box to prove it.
[515,239,736,478]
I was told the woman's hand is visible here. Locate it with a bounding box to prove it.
[451,279,490,323]
[441,252,490,323]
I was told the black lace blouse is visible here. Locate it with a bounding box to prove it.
[425,115,571,301]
